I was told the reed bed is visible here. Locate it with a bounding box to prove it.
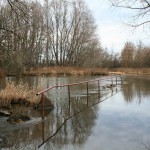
[24,66,109,76]
[111,68,150,75]
[18,66,150,76]
[0,81,41,108]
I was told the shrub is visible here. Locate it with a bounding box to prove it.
[0,81,41,108]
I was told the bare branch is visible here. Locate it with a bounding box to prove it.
[109,0,150,28]
[130,20,150,27]
[110,0,150,10]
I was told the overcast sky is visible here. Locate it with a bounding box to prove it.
[84,0,150,53]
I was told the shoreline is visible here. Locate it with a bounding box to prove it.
[23,67,110,76]
[23,67,150,76]
[1,67,150,77]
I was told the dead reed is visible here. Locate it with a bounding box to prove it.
[111,68,150,75]
[0,81,41,108]
[24,66,150,76]
[24,66,109,76]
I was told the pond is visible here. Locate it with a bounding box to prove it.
[0,75,150,150]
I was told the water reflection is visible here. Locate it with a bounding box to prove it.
[122,76,150,103]
[38,92,120,150]
[1,75,150,150]
[0,76,120,150]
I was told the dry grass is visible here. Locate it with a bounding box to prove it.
[24,66,150,76]
[0,81,41,108]
[24,66,109,76]
[111,68,150,75]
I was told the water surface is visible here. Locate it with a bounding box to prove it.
[0,75,150,150]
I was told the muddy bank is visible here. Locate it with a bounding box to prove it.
[0,96,54,124]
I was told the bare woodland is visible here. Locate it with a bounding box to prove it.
[0,0,150,75]
[0,0,109,74]
[110,0,150,68]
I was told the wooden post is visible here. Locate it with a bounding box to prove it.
[116,76,117,86]
[120,75,123,84]
[98,80,100,98]
[68,85,71,114]
[116,87,118,93]
[41,93,44,119]
[87,82,89,106]
[42,121,45,142]
[68,85,71,102]
[111,74,113,86]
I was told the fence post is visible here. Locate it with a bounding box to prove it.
[87,82,89,106]
[111,74,113,85]
[41,93,45,119]
[98,80,100,98]
[116,76,117,86]
[42,121,45,142]
[120,75,123,84]
[68,85,71,108]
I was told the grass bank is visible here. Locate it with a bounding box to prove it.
[23,66,109,76]
[0,81,41,108]
[2,67,150,77]
[110,68,150,75]
[24,66,150,76]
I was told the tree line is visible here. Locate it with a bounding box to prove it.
[0,0,111,74]
[110,0,150,68]
[0,0,150,75]
[120,41,150,68]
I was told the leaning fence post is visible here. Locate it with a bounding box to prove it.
[111,74,113,85]
[42,121,45,142]
[68,85,71,110]
[87,82,89,106]
[116,76,117,86]
[120,75,123,84]
[98,80,100,98]
[41,93,45,119]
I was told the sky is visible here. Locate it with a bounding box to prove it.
[84,0,150,53]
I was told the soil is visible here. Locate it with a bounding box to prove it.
[0,96,54,124]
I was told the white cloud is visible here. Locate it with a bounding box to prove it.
[97,23,129,52]
[84,0,150,53]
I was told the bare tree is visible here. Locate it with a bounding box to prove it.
[120,41,135,67]
[0,0,45,73]
[0,0,108,74]
[0,0,29,35]
[110,0,150,27]
[134,41,144,67]
[43,0,100,66]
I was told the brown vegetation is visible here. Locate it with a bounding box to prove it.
[1,0,106,74]
[0,81,41,108]
[111,68,150,75]
[24,66,150,76]
[24,66,109,76]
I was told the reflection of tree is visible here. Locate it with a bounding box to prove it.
[122,79,134,103]
[140,142,150,150]
[122,76,150,103]
[39,87,118,150]
[70,108,97,145]
[0,87,99,150]
[0,123,43,149]
[39,95,99,149]
[0,76,119,150]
